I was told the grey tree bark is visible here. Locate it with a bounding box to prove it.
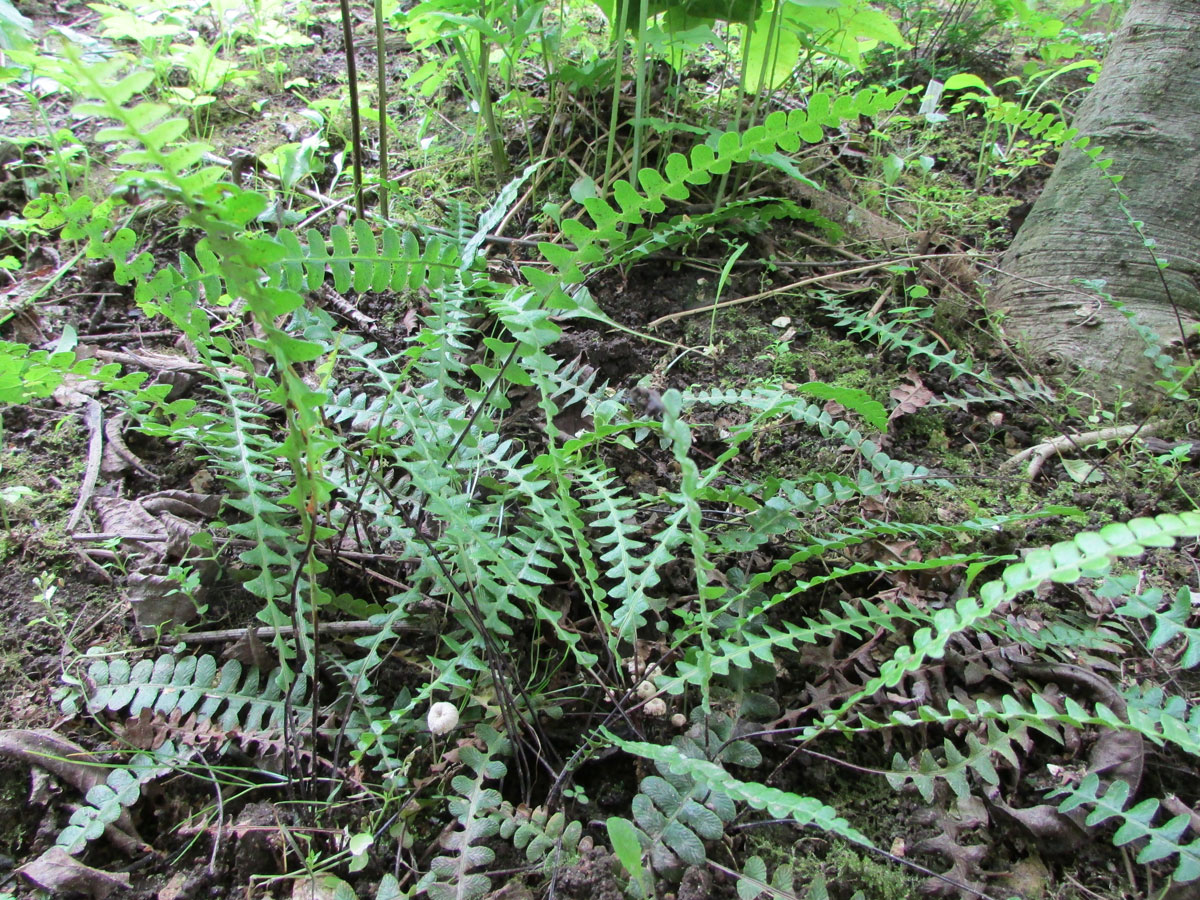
[987,0,1200,395]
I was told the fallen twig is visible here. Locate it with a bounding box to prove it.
[999,422,1161,480]
[176,620,421,645]
[66,400,103,533]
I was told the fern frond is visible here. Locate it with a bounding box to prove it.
[820,294,986,384]
[497,802,583,868]
[885,720,1026,802]
[684,384,943,486]
[804,513,1200,739]
[1055,775,1200,883]
[544,91,906,281]
[57,741,181,854]
[86,654,312,734]
[1107,578,1200,669]
[607,731,875,849]
[418,726,509,900]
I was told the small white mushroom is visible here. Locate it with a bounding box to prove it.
[427,702,459,735]
[643,698,668,717]
[635,680,657,701]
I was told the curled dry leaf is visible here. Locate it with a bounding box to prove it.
[19,846,131,899]
[89,492,221,638]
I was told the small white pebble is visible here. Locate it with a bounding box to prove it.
[427,702,459,735]
[644,698,668,717]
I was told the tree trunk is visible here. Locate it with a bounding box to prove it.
[987,0,1200,395]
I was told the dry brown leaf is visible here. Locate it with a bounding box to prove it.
[889,372,935,423]
[19,847,131,898]
[223,627,274,670]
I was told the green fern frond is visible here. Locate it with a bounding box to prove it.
[886,720,1026,802]
[86,654,312,734]
[57,741,181,855]
[497,802,583,868]
[684,384,943,486]
[1105,576,1200,669]
[418,725,509,900]
[805,513,1200,739]
[607,731,875,849]
[820,295,986,384]
[854,685,1198,759]
[1054,775,1200,883]
[545,90,906,281]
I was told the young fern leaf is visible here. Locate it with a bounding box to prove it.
[633,773,728,870]
[497,802,583,868]
[820,295,987,384]
[886,721,1026,803]
[418,726,510,900]
[1107,579,1200,669]
[57,742,181,855]
[1054,775,1200,883]
[606,731,875,849]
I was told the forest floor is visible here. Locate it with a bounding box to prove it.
[0,1,1199,899]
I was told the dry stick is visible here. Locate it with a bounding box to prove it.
[176,621,421,645]
[998,421,1163,481]
[645,252,971,329]
[75,330,177,342]
[73,532,411,566]
[66,399,103,532]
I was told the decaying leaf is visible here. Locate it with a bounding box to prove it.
[889,371,935,423]
[89,492,221,638]
[991,800,1089,851]
[223,626,274,670]
[18,847,131,898]
[291,873,355,900]
[126,569,200,635]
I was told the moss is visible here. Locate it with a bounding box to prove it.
[0,416,87,559]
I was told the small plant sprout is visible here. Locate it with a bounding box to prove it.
[427,701,459,735]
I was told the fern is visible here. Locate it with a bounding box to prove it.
[683,384,943,486]
[885,721,1026,803]
[633,772,730,871]
[418,725,509,900]
[1103,575,1200,669]
[736,855,797,900]
[85,654,313,738]
[543,88,907,282]
[496,802,583,868]
[607,731,875,849]
[852,686,1199,759]
[1054,775,1200,883]
[57,741,180,855]
[801,513,1200,740]
[820,294,990,384]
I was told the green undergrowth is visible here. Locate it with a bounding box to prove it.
[2,3,1200,899]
